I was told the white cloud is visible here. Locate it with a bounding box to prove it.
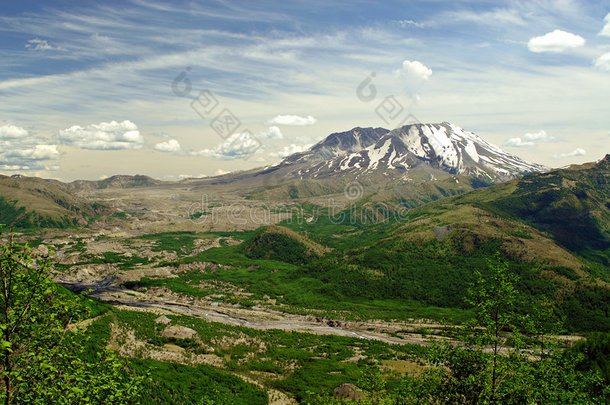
[188,127,280,160]
[177,173,207,179]
[215,169,230,176]
[154,139,181,152]
[25,39,63,51]
[0,125,59,171]
[57,120,144,150]
[27,145,60,160]
[503,138,533,147]
[259,126,283,139]
[192,131,262,160]
[594,52,610,72]
[554,148,586,158]
[5,144,60,160]
[397,19,424,28]
[600,13,610,37]
[527,29,585,53]
[268,143,313,158]
[268,115,317,126]
[397,60,432,80]
[503,130,555,147]
[0,125,29,139]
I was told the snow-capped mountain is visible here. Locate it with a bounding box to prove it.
[273,123,547,184]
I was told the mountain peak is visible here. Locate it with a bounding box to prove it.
[277,122,547,184]
[318,127,388,151]
[283,127,389,164]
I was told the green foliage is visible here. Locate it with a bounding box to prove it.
[412,254,605,404]
[111,211,128,219]
[278,207,399,251]
[14,348,146,404]
[124,272,215,299]
[137,231,198,254]
[308,233,554,317]
[293,209,607,331]
[561,285,610,332]
[507,231,533,239]
[75,251,152,270]
[308,254,607,404]
[0,229,145,404]
[132,359,267,405]
[151,238,473,322]
[188,211,210,220]
[243,227,317,265]
[489,163,610,266]
[570,332,610,386]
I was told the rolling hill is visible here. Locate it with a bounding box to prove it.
[0,174,109,229]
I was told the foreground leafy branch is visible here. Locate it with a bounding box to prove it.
[0,228,145,404]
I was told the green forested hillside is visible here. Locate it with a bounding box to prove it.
[0,175,106,229]
[488,155,609,264]
[277,156,610,331]
[242,225,328,265]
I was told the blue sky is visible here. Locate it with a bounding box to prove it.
[1,0,609,180]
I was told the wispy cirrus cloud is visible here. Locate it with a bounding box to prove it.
[396,19,424,28]
[25,38,64,51]
[445,8,526,26]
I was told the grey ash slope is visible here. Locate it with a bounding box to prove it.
[271,123,547,185]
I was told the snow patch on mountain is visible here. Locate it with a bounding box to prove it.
[272,122,547,184]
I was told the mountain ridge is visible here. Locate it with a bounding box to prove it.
[271,122,547,185]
